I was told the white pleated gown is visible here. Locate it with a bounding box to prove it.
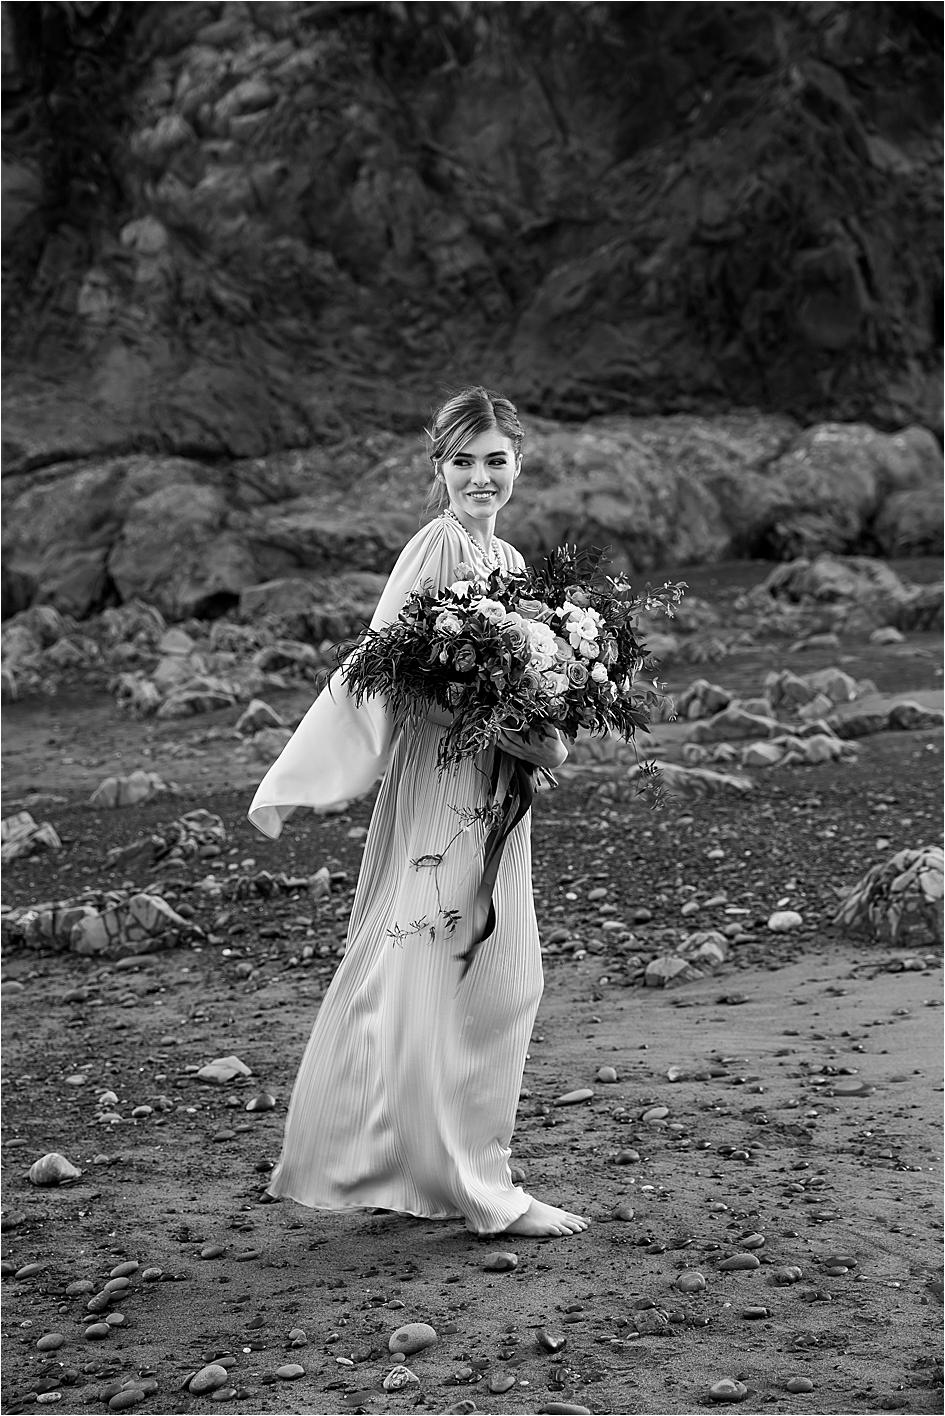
[248,517,543,1234]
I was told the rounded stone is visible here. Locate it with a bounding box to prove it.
[554,1088,594,1106]
[103,1277,130,1293]
[65,1280,95,1295]
[488,1374,516,1394]
[36,1333,66,1352]
[189,1364,230,1394]
[596,1066,618,1083]
[274,1364,305,1379]
[675,1271,706,1293]
[719,1253,761,1271]
[482,1251,518,1272]
[108,1391,145,1411]
[109,1262,139,1278]
[785,1377,814,1393]
[84,1323,112,1341]
[709,1378,749,1402]
[388,1322,437,1355]
[640,1105,669,1121]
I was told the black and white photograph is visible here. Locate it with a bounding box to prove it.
[1,2,942,1414]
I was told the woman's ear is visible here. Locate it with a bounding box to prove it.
[513,456,522,479]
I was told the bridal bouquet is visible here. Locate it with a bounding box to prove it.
[341,544,685,777]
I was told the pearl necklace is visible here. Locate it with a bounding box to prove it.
[442,507,502,572]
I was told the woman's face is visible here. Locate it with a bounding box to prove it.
[439,429,520,528]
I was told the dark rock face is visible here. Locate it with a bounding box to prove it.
[1,1,942,465]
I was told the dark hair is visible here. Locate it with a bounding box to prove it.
[423,386,525,517]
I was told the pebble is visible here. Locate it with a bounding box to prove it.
[200,1243,226,1259]
[741,1306,769,1319]
[383,1366,419,1391]
[287,1328,306,1346]
[536,1406,592,1415]
[675,1271,706,1293]
[719,1253,761,1271]
[554,1088,594,1106]
[822,1253,857,1269]
[767,911,803,931]
[741,1233,765,1249]
[210,1389,237,1402]
[141,1268,163,1282]
[482,1251,518,1272]
[615,1148,640,1164]
[487,1372,517,1393]
[768,1266,804,1285]
[15,1262,47,1278]
[785,1376,815,1393]
[246,1094,276,1112]
[65,1280,95,1295]
[108,1391,144,1411]
[389,1322,437,1355]
[640,1105,669,1121]
[109,1262,139,1278]
[612,1201,635,1221]
[274,1364,305,1379]
[595,1066,618,1083]
[709,1378,749,1402]
[536,1329,567,1353]
[84,1324,112,1342]
[36,1334,65,1352]
[189,1365,231,1394]
[103,1276,131,1293]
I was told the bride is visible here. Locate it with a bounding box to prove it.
[249,385,589,1239]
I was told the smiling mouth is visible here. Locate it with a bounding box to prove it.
[467,489,496,498]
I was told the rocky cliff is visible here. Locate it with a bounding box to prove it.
[2,0,942,470]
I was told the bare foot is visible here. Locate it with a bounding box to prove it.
[500,1197,589,1237]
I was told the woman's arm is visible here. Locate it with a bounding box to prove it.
[498,723,568,771]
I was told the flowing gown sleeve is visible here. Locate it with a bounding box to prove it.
[248,517,466,839]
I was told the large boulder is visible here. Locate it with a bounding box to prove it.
[3,415,940,620]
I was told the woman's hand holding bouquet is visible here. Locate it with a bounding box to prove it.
[341,544,685,792]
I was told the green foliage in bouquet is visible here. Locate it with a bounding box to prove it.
[340,544,686,781]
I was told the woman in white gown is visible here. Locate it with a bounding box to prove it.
[249,387,589,1238]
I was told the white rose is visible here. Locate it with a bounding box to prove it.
[474,598,507,624]
[590,661,609,683]
[579,639,599,659]
[435,610,463,636]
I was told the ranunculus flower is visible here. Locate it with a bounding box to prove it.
[567,660,589,687]
[578,638,599,659]
[452,644,477,673]
[452,562,478,581]
[554,635,574,661]
[449,580,475,598]
[499,612,525,631]
[435,610,463,636]
[590,661,609,684]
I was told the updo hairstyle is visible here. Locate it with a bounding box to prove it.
[423,386,525,518]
